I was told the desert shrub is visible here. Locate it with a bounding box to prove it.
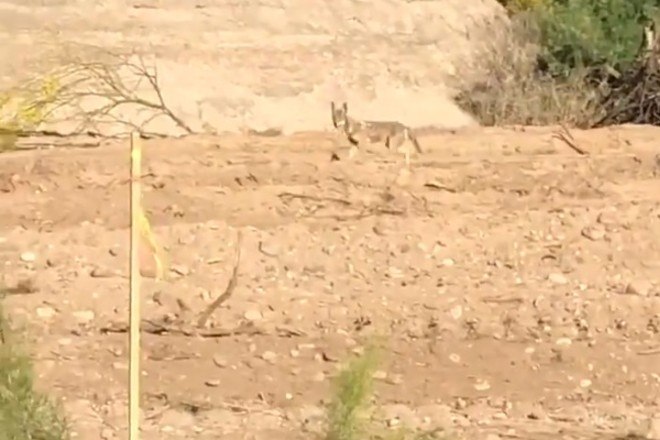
[0,301,69,440]
[496,0,548,14]
[456,12,601,126]
[0,76,60,152]
[533,0,660,78]
[324,345,379,440]
[458,0,660,126]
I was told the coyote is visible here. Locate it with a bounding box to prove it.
[330,101,423,165]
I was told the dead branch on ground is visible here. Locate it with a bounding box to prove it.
[196,230,242,329]
[551,124,588,155]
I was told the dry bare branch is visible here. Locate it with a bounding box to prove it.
[196,230,243,329]
[552,124,588,155]
[4,48,194,139]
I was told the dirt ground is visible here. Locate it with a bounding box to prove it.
[1,126,659,439]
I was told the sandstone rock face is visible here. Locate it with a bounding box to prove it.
[0,0,507,136]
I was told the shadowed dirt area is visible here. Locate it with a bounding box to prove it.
[1,125,659,439]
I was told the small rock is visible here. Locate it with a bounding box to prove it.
[556,337,572,347]
[36,306,56,319]
[596,211,618,226]
[244,310,263,322]
[449,353,461,363]
[449,305,463,320]
[486,434,501,440]
[548,272,568,285]
[72,310,95,324]
[386,374,404,385]
[624,279,653,296]
[261,351,277,363]
[372,370,388,380]
[313,371,325,382]
[474,379,491,391]
[170,265,190,276]
[382,404,417,428]
[20,251,36,262]
[441,258,455,267]
[581,225,605,241]
[212,355,228,368]
[90,266,118,278]
[579,379,592,388]
[204,379,221,387]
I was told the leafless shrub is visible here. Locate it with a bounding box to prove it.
[2,48,194,139]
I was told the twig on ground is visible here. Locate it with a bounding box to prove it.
[196,229,242,329]
[552,124,588,155]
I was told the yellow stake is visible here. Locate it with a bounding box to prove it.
[129,132,142,440]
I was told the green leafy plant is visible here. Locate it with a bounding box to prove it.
[325,345,380,440]
[0,75,61,152]
[0,302,69,440]
[533,0,660,77]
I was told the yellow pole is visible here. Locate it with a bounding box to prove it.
[129,132,142,440]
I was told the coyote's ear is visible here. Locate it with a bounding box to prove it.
[330,101,338,128]
[342,102,348,112]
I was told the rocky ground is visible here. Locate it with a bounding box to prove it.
[1,126,659,439]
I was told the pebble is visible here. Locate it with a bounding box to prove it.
[212,355,228,368]
[624,279,653,296]
[556,337,572,347]
[170,265,190,276]
[204,380,221,387]
[90,266,117,278]
[449,353,461,363]
[20,251,36,262]
[244,310,263,322]
[73,310,95,324]
[474,380,491,391]
[36,306,56,319]
[449,305,463,320]
[261,351,277,363]
[548,272,569,285]
[441,258,455,267]
[581,225,605,241]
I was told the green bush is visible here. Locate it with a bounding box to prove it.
[0,302,69,440]
[533,0,660,77]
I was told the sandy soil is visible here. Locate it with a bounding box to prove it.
[1,125,659,439]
